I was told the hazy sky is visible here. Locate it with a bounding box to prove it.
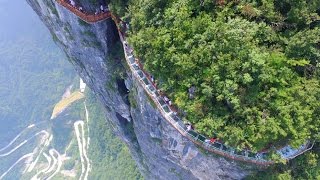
[0,0,48,41]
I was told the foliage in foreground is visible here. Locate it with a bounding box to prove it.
[107,0,320,178]
[126,0,320,151]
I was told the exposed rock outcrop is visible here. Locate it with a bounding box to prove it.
[26,0,250,179]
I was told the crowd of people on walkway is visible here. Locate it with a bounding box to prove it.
[95,4,109,15]
[185,122,218,144]
[66,0,109,16]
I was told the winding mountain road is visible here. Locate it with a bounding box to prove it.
[83,102,91,180]
[74,120,91,180]
[26,134,53,173]
[0,130,49,158]
[30,152,52,180]
[0,124,36,152]
[0,153,34,179]
[47,149,63,180]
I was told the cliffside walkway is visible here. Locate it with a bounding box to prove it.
[56,0,112,23]
[55,0,314,166]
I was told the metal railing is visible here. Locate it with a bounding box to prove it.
[57,0,112,23]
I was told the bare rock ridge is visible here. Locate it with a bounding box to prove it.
[26,0,249,179]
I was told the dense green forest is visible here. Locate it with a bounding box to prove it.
[108,0,320,178]
[127,0,320,151]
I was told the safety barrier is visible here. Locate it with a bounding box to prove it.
[56,0,111,23]
[55,0,314,166]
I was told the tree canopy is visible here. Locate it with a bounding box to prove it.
[124,0,320,151]
[106,0,320,178]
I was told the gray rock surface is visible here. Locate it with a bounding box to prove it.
[26,0,250,179]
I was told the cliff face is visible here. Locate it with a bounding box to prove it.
[26,0,249,179]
